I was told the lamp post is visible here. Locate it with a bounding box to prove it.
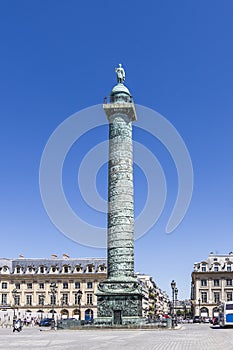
[50,282,57,330]
[77,290,83,321]
[12,288,18,325]
[183,301,186,320]
[39,293,45,320]
[174,287,178,325]
[198,298,201,320]
[60,296,65,320]
[171,280,176,328]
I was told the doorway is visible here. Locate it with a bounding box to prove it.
[113,310,122,325]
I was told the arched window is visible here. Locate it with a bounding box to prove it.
[61,309,69,319]
[85,309,93,321]
[200,307,209,317]
[73,309,80,320]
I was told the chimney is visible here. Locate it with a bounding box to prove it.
[19,254,24,259]
[51,254,57,259]
[62,254,70,259]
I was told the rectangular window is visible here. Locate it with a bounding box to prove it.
[226,279,232,286]
[87,293,93,304]
[227,292,232,301]
[74,293,82,305]
[63,282,68,289]
[214,279,219,287]
[75,282,80,289]
[39,283,44,289]
[201,266,206,272]
[38,295,45,305]
[87,282,93,289]
[227,265,231,272]
[27,283,32,289]
[201,292,207,303]
[201,279,207,286]
[214,266,219,272]
[26,295,32,305]
[2,282,7,289]
[15,283,20,290]
[214,292,220,303]
[62,293,68,305]
[15,295,20,306]
[50,294,56,305]
[1,294,7,305]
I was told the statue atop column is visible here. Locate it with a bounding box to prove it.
[115,63,125,84]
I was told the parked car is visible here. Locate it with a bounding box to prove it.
[193,316,201,323]
[39,318,53,327]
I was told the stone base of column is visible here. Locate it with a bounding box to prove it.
[95,279,144,325]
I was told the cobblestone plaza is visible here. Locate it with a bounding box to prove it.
[1,324,233,350]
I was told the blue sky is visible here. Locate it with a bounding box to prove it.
[0,1,233,300]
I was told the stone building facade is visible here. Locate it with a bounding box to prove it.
[136,274,170,319]
[0,255,107,324]
[191,252,233,318]
[0,255,168,325]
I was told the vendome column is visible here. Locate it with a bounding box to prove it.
[95,65,143,325]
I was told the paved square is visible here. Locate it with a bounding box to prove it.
[1,324,233,350]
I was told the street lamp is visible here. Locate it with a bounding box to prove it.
[174,287,178,325]
[60,296,65,320]
[39,293,45,320]
[12,288,18,325]
[50,282,57,329]
[198,298,201,319]
[171,280,176,328]
[77,290,83,320]
[183,301,186,320]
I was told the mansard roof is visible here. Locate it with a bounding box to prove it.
[0,257,107,274]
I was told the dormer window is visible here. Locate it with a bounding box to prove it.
[214,265,219,272]
[39,266,45,273]
[16,266,21,274]
[227,264,231,272]
[2,266,9,273]
[64,266,69,273]
[27,266,34,274]
[75,265,82,273]
[51,266,57,273]
[201,265,206,272]
[87,265,94,273]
